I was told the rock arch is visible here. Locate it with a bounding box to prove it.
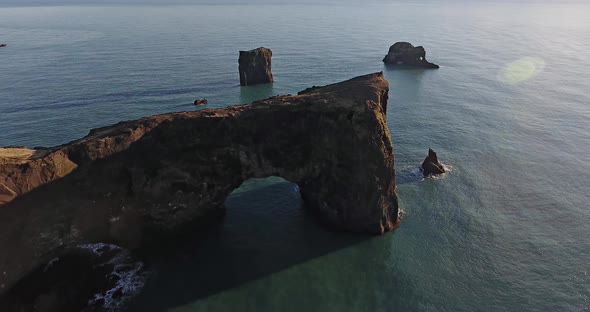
[0,72,398,295]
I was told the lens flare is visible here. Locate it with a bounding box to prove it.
[498,57,545,84]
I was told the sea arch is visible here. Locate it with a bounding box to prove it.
[0,73,399,294]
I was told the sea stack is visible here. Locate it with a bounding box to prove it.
[238,47,273,86]
[421,148,446,176]
[383,42,439,69]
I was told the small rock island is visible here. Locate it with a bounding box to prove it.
[238,47,274,86]
[194,98,208,105]
[421,148,446,176]
[0,72,399,299]
[383,42,439,69]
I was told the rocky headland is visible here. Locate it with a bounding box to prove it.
[383,42,439,69]
[238,47,274,86]
[0,72,399,307]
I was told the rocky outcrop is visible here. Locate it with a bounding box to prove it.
[0,72,398,297]
[421,148,445,176]
[238,47,273,86]
[0,243,148,312]
[382,42,439,69]
[194,99,208,106]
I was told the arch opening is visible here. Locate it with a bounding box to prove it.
[123,176,370,311]
[224,176,305,228]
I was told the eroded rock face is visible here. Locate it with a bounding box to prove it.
[0,72,398,297]
[421,148,446,176]
[382,42,439,69]
[0,147,76,206]
[238,47,273,86]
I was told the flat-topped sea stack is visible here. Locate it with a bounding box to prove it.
[383,42,439,69]
[238,47,273,86]
[422,148,446,176]
[0,72,399,298]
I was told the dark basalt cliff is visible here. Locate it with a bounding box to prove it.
[238,47,274,86]
[0,72,398,297]
[383,42,439,69]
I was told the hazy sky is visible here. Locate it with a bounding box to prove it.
[0,0,577,5]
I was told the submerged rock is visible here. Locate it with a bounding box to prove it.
[194,98,208,106]
[238,47,273,86]
[0,72,398,297]
[421,148,446,176]
[382,42,439,69]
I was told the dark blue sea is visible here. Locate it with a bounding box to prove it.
[1,1,589,311]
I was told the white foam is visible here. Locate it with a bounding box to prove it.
[77,243,149,312]
[422,163,453,181]
[398,207,406,219]
[89,260,149,312]
[77,243,121,256]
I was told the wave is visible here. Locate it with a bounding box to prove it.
[78,243,150,312]
[423,163,453,180]
[396,162,452,184]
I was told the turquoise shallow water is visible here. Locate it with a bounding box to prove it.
[1,2,590,311]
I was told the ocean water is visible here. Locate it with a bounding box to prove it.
[1,2,590,311]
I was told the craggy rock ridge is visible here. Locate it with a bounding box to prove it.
[382,42,439,69]
[238,47,274,86]
[421,148,446,176]
[0,72,398,298]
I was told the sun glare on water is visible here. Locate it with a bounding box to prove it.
[498,57,545,84]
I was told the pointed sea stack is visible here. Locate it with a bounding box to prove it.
[238,47,273,86]
[421,148,445,176]
[383,42,439,69]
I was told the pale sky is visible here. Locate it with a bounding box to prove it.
[0,0,579,5]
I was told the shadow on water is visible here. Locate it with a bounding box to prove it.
[239,83,275,104]
[383,64,427,71]
[396,162,453,185]
[126,177,369,312]
[396,165,424,185]
[383,66,428,89]
[382,66,428,102]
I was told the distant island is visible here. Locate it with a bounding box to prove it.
[383,42,439,69]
